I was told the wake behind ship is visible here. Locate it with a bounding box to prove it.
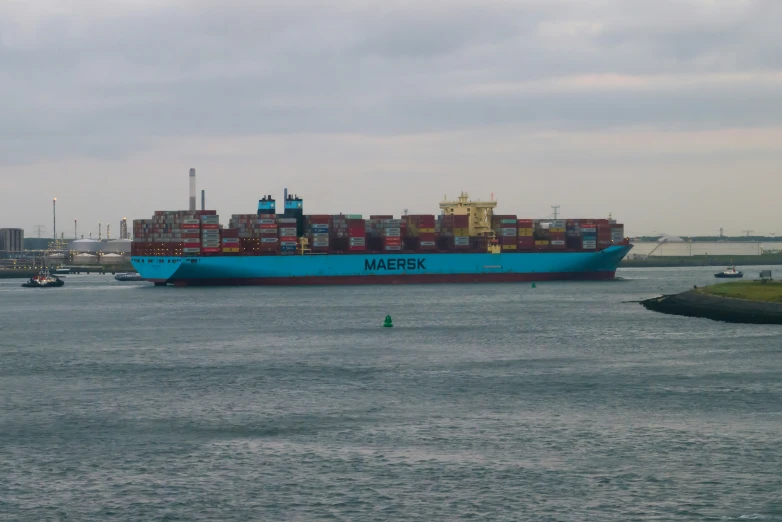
[131,192,632,286]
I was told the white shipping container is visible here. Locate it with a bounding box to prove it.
[420,241,436,246]
[261,238,278,243]
[551,240,566,246]
[384,246,402,251]
[551,220,566,228]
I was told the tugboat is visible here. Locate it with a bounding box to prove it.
[714,265,744,279]
[114,272,143,282]
[22,270,65,288]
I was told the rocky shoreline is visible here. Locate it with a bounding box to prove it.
[641,289,782,325]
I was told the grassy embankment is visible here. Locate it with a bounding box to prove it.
[698,281,782,303]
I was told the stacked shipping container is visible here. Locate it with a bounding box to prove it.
[132,210,220,257]
[517,219,534,251]
[133,206,627,258]
[492,215,518,251]
[278,217,297,254]
[306,215,330,252]
[438,214,470,250]
[404,215,436,252]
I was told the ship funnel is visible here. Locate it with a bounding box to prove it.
[189,168,196,211]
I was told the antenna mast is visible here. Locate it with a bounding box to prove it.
[551,205,560,220]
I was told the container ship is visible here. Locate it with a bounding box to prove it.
[131,192,632,286]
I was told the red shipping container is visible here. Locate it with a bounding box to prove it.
[260,224,277,229]
[279,236,297,242]
[201,247,221,253]
[181,224,200,229]
[201,224,219,230]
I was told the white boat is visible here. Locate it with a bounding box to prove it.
[114,272,143,282]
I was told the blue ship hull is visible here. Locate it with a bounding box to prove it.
[131,245,632,286]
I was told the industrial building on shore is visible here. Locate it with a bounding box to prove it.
[0,228,24,253]
[627,237,769,259]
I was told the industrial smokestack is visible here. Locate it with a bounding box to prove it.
[189,168,196,211]
[284,187,288,202]
[201,189,205,211]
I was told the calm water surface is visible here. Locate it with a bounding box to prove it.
[1,266,781,521]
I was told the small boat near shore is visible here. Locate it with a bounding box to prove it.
[714,265,743,279]
[21,270,65,288]
[114,272,143,282]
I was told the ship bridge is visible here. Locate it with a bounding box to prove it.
[439,192,497,237]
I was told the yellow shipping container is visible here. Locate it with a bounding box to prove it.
[418,228,435,233]
[502,244,517,250]
[550,227,566,233]
[518,228,534,236]
[222,247,240,253]
[453,228,469,236]
[535,240,550,246]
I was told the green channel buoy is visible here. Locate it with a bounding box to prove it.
[531,283,536,288]
[383,315,394,328]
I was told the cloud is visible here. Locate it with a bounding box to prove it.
[0,0,781,234]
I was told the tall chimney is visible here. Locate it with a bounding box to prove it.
[189,168,196,211]
[201,189,205,211]
[53,198,57,243]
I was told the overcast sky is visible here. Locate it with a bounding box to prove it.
[2,0,781,237]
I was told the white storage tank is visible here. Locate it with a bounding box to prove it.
[73,253,99,264]
[104,239,132,254]
[101,253,125,265]
[70,239,103,253]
